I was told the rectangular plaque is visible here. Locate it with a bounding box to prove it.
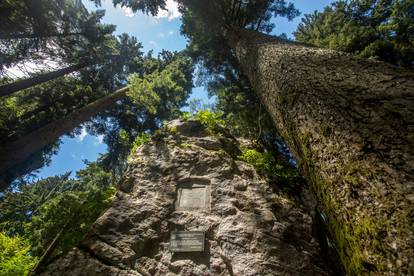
[176,183,210,211]
[170,231,205,252]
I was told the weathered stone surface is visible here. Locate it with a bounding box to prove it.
[40,120,332,275]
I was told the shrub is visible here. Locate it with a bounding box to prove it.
[0,232,37,276]
[194,110,225,132]
[238,149,298,178]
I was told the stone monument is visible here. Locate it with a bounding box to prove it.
[39,119,334,275]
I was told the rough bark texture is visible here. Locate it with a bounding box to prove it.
[40,119,333,275]
[226,28,414,275]
[0,87,128,190]
[0,62,90,97]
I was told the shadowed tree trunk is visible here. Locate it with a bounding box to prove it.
[0,62,91,97]
[0,32,86,40]
[0,86,129,190]
[225,27,414,275]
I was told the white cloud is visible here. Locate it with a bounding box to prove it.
[155,0,181,21]
[149,40,158,47]
[94,134,105,145]
[76,127,88,142]
[159,30,174,38]
[120,6,134,17]
[107,0,134,18]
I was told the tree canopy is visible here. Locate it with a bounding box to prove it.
[0,0,116,74]
[294,0,414,67]
[0,26,194,275]
[0,161,115,271]
[1,0,413,274]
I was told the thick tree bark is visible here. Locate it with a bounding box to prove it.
[0,62,90,97]
[225,27,414,275]
[0,86,128,190]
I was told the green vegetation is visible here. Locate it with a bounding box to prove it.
[0,59,201,267]
[298,130,389,275]
[0,162,116,271]
[127,73,161,114]
[179,112,192,121]
[311,174,377,275]
[0,232,37,276]
[0,50,193,186]
[187,110,299,182]
[194,110,225,133]
[0,0,411,274]
[179,143,192,149]
[294,0,414,66]
[128,132,152,162]
[239,149,276,173]
[0,0,116,71]
[0,51,194,270]
[238,148,298,179]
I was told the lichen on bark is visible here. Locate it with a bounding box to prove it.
[226,27,414,275]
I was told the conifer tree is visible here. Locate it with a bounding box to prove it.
[0,52,193,190]
[294,0,414,67]
[107,0,414,274]
[0,0,115,71]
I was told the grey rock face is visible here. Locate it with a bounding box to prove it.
[40,120,332,275]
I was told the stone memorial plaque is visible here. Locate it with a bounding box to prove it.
[170,231,205,252]
[176,183,210,211]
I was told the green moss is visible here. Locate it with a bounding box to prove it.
[311,173,367,274]
[169,126,178,134]
[179,143,192,149]
[297,129,313,168]
[342,161,372,188]
[298,130,312,157]
[298,134,383,275]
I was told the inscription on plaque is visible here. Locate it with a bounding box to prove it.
[176,183,210,211]
[170,231,205,252]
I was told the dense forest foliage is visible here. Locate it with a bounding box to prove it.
[294,0,414,67]
[0,0,413,275]
[0,1,194,272]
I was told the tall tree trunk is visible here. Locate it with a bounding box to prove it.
[0,32,86,40]
[0,62,90,97]
[225,27,414,275]
[0,86,128,190]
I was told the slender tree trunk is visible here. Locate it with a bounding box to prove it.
[0,86,129,190]
[0,32,86,40]
[225,27,414,275]
[29,220,70,276]
[0,62,90,97]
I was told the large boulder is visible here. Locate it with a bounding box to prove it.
[40,120,333,275]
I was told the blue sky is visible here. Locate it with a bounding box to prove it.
[36,0,335,179]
